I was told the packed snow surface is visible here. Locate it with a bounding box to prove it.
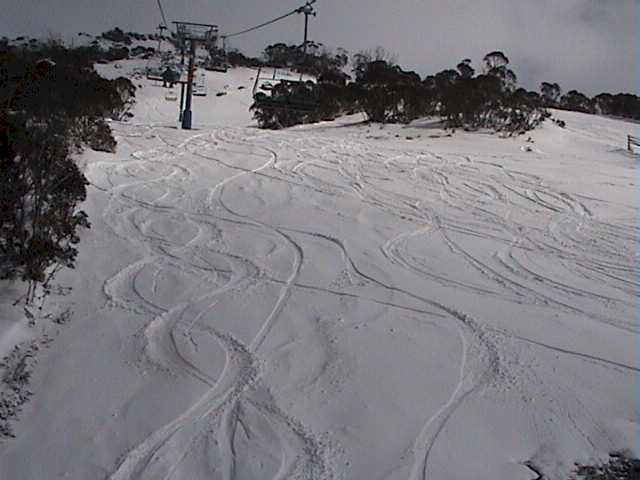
[0,63,637,480]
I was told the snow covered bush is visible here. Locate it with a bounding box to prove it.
[252,46,638,131]
[0,40,135,300]
[101,27,131,45]
[0,114,90,299]
[428,53,548,134]
[571,453,640,480]
[353,59,428,124]
[251,79,357,129]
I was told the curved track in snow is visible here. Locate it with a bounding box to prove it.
[5,69,635,480]
[92,114,636,479]
[101,113,637,478]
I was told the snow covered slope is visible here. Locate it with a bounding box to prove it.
[0,63,637,480]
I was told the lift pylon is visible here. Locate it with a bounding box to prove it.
[173,21,218,129]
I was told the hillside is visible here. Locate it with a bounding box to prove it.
[0,62,637,480]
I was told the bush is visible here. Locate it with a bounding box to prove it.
[251,82,317,129]
[251,77,359,129]
[101,28,131,45]
[131,46,155,58]
[571,453,640,480]
[251,46,638,132]
[261,43,349,78]
[0,40,135,301]
[593,92,640,120]
[0,116,90,292]
[104,46,130,62]
[354,60,426,123]
[348,52,548,134]
[221,49,262,68]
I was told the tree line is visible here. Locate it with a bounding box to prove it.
[540,81,640,119]
[251,45,640,130]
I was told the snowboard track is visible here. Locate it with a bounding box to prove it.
[87,119,637,480]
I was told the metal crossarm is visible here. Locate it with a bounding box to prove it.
[173,21,218,44]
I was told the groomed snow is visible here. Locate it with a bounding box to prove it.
[0,61,637,480]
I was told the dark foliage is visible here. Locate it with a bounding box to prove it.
[251,81,318,129]
[131,46,156,59]
[0,40,135,300]
[354,60,425,123]
[0,116,90,288]
[560,90,593,114]
[127,32,148,42]
[539,82,640,121]
[251,77,361,130]
[354,52,546,133]
[571,453,640,480]
[251,43,355,129]
[593,93,640,120]
[101,27,131,45]
[253,49,547,133]
[426,53,546,133]
[249,44,638,130]
[540,81,562,107]
[226,49,263,68]
[262,43,349,78]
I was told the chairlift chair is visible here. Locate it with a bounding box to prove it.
[145,58,164,80]
[146,52,180,81]
[206,58,229,72]
[165,89,178,101]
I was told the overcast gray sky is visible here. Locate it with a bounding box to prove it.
[1,0,637,95]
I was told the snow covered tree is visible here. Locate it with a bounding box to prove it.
[457,59,475,79]
[482,51,510,72]
[560,90,593,113]
[0,40,135,301]
[0,116,89,298]
[434,54,545,133]
[354,59,424,123]
[540,82,562,107]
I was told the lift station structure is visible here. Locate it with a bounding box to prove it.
[173,21,218,129]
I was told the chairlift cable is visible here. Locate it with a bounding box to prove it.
[223,0,317,39]
[238,1,321,115]
[223,11,297,39]
[156,0,169,28]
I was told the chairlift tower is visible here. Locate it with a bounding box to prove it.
[157,24,167,52]
[297,1,316,58]
[173,21,218,129]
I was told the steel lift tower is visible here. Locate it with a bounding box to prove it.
[297,1,316,58]
[173,21,218,129]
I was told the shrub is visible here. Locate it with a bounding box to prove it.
[354,60,425,123]
[251,82,316,129]
[0,115,90,295]
[251,46,637,132]
[101,28,131,45]
[0,40,135,301]
[560,90,594,114]
[571,453,640,480]
[251,75,360,129]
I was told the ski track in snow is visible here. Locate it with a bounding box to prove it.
[95,128,337,480]
[68,106,636,480]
